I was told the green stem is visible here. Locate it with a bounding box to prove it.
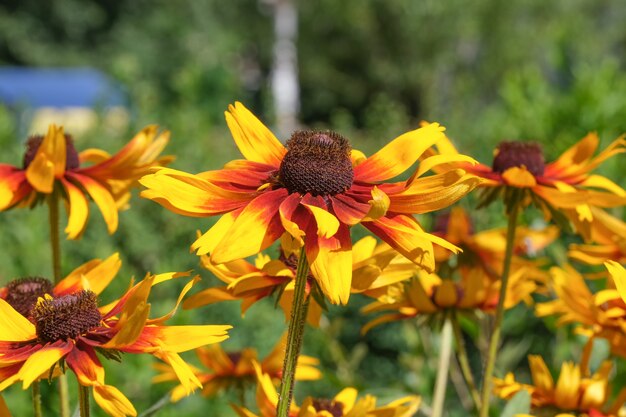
[451,312,481,411]
[48,190,70,417]
[48,191,62,284]
[431,317,453,417]
[79,384,90,417]
[32,381,43,417]
[276,247,310,417]
[479,204,519,417]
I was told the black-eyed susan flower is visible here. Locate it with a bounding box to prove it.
[424,131,625,230]
[232,363,420,417]
[0,124,171,239]
[0,253,121,319]
[536,262,626,358]
[154,332,320,402]
[0,271,231,417]
[183,235,324,326]
[140,102,480,305]
[494,354,626,417]
[569,208,626,265]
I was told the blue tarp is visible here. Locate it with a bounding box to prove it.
[0,67,126,108]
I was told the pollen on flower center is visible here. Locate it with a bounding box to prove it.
[279,130,354,196]
[33,290,102,343]
[492,141,545,177]
[312,398,344,417]
[23,134,80,170]
[5,277,54,319]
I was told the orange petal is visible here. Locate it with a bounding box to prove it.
[25,125,66,192]
[364,214,435,273]
[211,189,287,264]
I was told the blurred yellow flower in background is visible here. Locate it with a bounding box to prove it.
[154,332,320,402]
[494,354,626,417]
[0,124,171,238]
[569,208,626,265]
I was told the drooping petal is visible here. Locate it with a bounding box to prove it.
[301,194,340,238]
[279,193,306,243]
[580,175,626,196]
[68,173,118,234]
[154,351,202,396]
[59,178,90,239]
[353,123,446,182]
[93,385,137,417]
[0,300,36,341]
[0,170,29,210]
[225,102,286,166]
[306,224,352,305]
[211,189,288,264]
[364,214,435,273]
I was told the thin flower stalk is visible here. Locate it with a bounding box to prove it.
[451,312,481,411]
[431,317,453,417]
[276,247,310,417]
[479,202,520,417]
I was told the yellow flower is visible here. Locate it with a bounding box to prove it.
[232,363,420,417]
[0,269,231,417]
[424,130,626,232]
[494,354,626,417]
[141,102,480,304]
[0,124,171,238]
[569,208,626,265]
[153,332,320,402]
[182,235,324,326]
[360,266,542,333]
[536,262,626,358]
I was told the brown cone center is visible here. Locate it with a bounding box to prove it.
[5,277,54,319]
[312,398,344,417]
[33,290,102,343]
[23,134,80,171]
[492,141,545,177]
[279,131,354,196]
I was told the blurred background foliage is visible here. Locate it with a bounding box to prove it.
[0,0,625,416]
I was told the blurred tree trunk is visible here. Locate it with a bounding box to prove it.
[268,0,299,137]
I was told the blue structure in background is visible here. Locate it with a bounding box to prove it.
[0,67,126,109]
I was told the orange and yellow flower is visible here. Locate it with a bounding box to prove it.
[536,261,626,358]
[232,363,420,417]
[0,270,231,417]
[140,102,480,304]
[0,124,171,239]
[154,332,320,402]
[569,208,626,265]
[183,236,324,326]
[494,354,626,417]
[424,131,625,232]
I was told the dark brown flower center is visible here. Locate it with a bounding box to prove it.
[492,141,545,177]
[279,130,354,196]
[312,398,344,417]
[5,277,54,319]
[227,351,243,365]
[33,290,102,343]
[23,134,80,171]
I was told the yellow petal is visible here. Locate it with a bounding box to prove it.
[25,125,66,192]
[433,280,457,308]
[25,152,55,193]
[225,102,286,166]
[151,325,232,352]
[354,123,446,182]
[363,186,390,222]
[18,344,72,388]
[71,173,118,234]
[156,351,202,395]
[607,261,626,304]
[301,203,340,238]
[528,355,554,393]
[581,174,626,196]
[0,299,36,341]
[502,167,537,187]
[60,178,89,239]
[307,226,352,305]
[93,385,137,417]
[192,211,238,256]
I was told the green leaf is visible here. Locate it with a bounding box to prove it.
[500,389,531,417]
